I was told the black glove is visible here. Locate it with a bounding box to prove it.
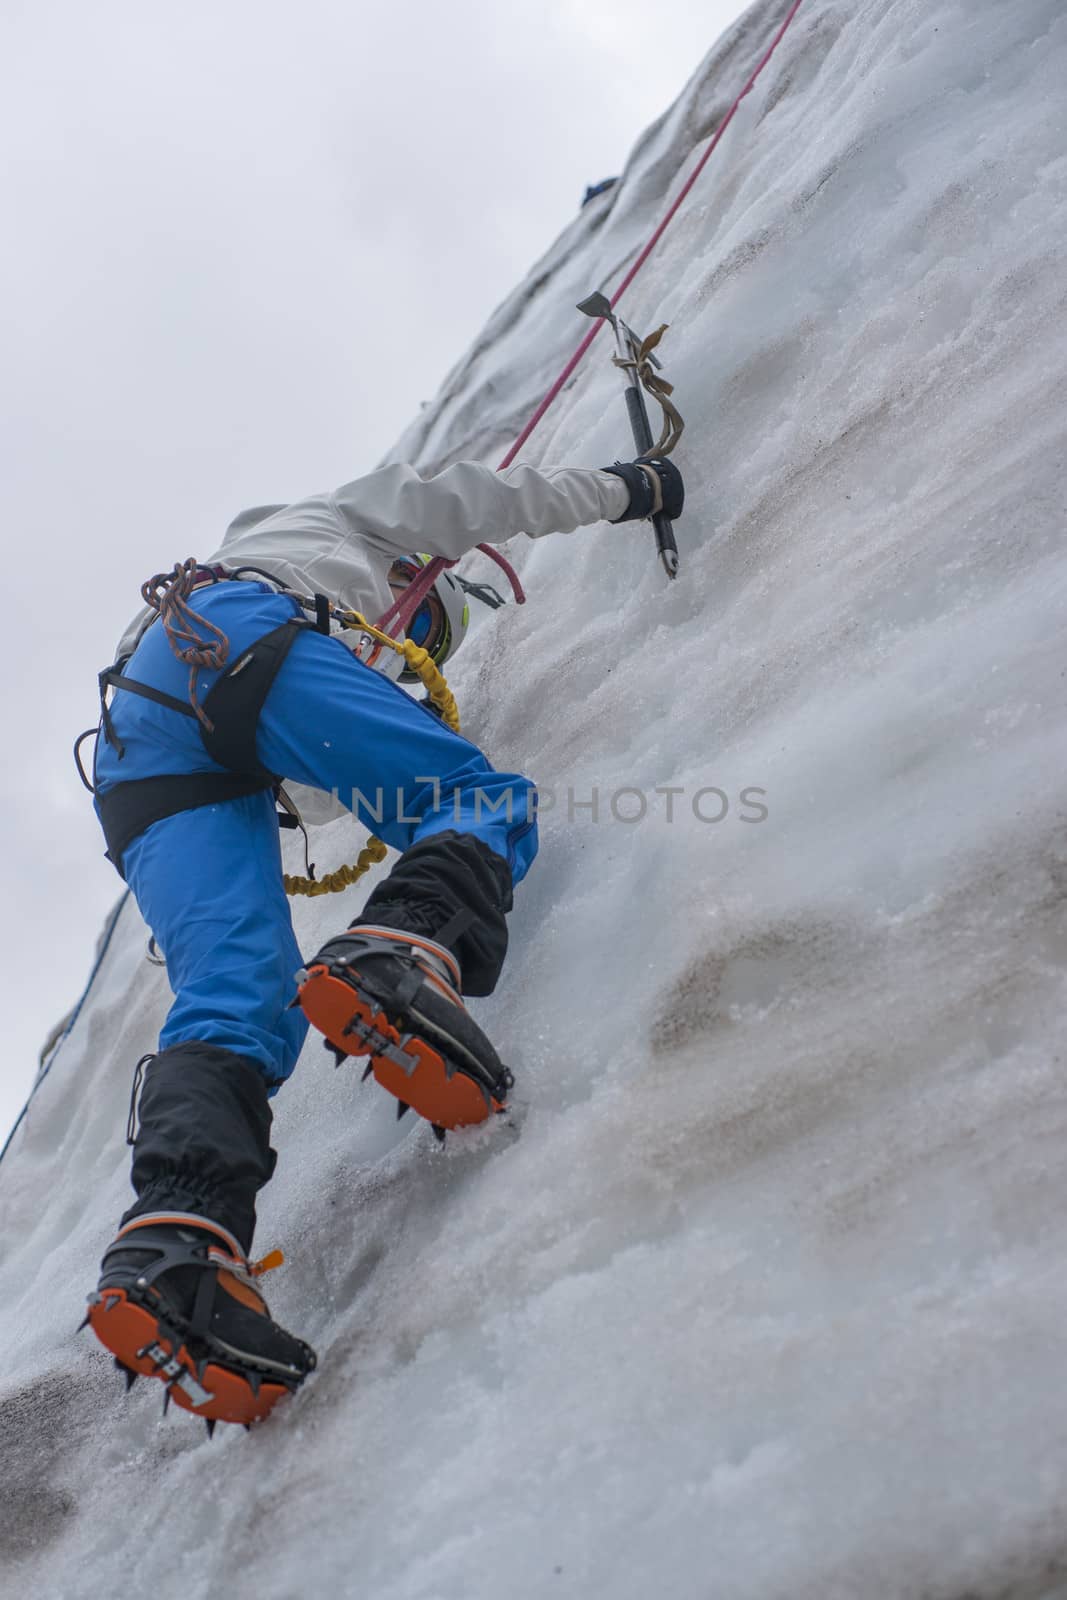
[602,457,684,523]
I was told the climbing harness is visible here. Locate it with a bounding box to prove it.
[93,564,319,882]
[86,559,477,907]
[16,0,810,1184]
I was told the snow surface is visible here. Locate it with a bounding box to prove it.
[2,1,1066,1595]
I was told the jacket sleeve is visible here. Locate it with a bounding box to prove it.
[328,460,630,564]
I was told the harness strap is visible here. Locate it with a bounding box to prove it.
[100,668,197,723]
[96,772,276,877]
[95,613,314,875]
[199,618,310,779]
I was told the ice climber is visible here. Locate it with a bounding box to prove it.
[83,453,684,1429]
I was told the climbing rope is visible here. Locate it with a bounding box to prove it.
[16,0,810,1181]
[374,541,525,645]
[499,0,806,470]
[140,559,229,731]
[140,5,805,907]
[380,0,804,640]
[304,3,806,897]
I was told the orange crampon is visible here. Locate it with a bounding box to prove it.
[298,925,513,1142]
[83,1215,315,1433]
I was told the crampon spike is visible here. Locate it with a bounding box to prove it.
[205,1418,217,1440]
[77,1311,91,1333]
[396,1100,410,1121]
[88,1272,310,1429]
[431,1124,447,1145]
[299,955,509,1133]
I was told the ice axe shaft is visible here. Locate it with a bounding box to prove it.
[577,292,679,580]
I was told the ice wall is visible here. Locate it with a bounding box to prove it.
[2,2,1065,1595]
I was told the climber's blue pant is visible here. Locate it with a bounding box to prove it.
[94,582,538,1088]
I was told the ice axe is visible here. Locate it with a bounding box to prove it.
[577,292,681,580]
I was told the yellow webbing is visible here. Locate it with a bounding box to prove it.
[282,613,459,897]
[341,612,461,734]
[283,836,389,898]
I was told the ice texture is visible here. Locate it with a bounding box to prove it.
[1,1,1066,1596]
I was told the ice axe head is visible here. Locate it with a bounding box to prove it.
[577,295,661,370]
[576,292,616,329]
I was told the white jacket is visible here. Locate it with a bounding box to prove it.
[115,459,629,663]
[112,458,630,825]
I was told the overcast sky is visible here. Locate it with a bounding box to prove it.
[0,0,747,1143]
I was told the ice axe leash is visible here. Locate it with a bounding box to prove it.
[577,293,683,579]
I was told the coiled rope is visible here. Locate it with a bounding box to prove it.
[141,559,229,731]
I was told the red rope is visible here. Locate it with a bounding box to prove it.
[374,0,804,633]
[497,0,806,471]
[375,542,525,638]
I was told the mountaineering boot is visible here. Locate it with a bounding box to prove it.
[85,1213,316,1429]
[298,925,514,1138]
